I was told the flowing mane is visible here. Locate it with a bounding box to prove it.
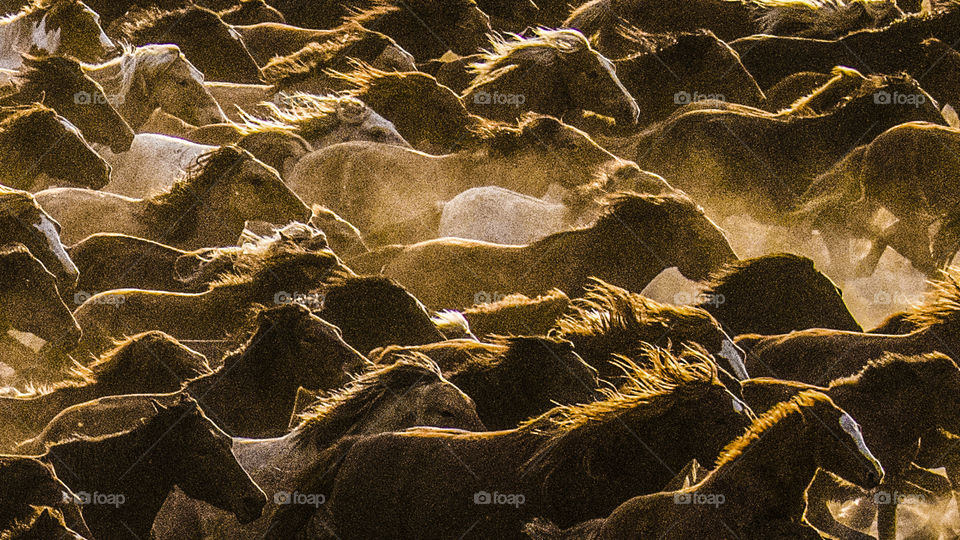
[467,28,592,88]
[749,0,902,37]
[715,389,832,467]
[830,351,960,392]
[291,354,446,447]
[239,93,374,141]
[518,347,718,439]
[141,145,251,242]
[88,44,204,102]
[902,271,960,330]
[116,5,223,43]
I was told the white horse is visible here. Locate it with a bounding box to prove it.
[84,44,227,130]
[0,0,114,72]
[98,134,216,198]
[439,171,673,245]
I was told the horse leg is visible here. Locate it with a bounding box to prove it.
[856,219,936,277]
[803,471,875,540]
[821,226,853,280]
[875,484,898,540]
[854,237,888,278]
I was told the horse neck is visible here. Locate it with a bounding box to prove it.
[47,428,175,536]
[0,13,35,70]
[0,128,38,189]
[704,418,818,522]
[830,378,937,469]
[86,57,157,130]
[518,230,603,296]
[9,384,101,432]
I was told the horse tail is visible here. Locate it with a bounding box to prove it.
[522,517,605,539]
[262,436,362,540]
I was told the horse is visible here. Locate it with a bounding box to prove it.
[461,289,572,338]
[751,0,903,39]
[67,222,329,294]
[0,55,133,153]
[636,74,945,225]
[0,456,91,537]
[737,272,960,384]
[743,352,960,540]
[289,115,641,245]
[0,104,109,192]
[26,304,369,445]
[371,336,600,430]
[115,5,263,84]
[263,348,752,538]
[69,248,347,361]
[462,29,640,126]
[83,44,227,130]
[565,0,758,44]
[232,21,410,68]
[97,134,214,197]
[243,93,409,150]
[0,187,79,287]
[348,193,737,309]
[799,122,960,277]
[698,253,862,336]
[309,205,368,258]
[608,29,765,127]
[552,277,748,382]
[315,276,447,355]
[0,0,115,70]
[152,355,484,539]
[0,507,86,539]
[0,331,210,451]
[730,6,960,91]
[438,170,672,245]
[261,31,414,99]
[35,146,311,249]
[34,396,266,540]
[0,243,81,368]
[524,390,883,539]
[334,62,494,153]
[274,0,491,61]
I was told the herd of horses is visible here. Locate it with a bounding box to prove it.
[2,0,960,538]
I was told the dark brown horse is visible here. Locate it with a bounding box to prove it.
[0,456,92,537]
[315,276,446,355]
[264,348,752,538]
[743,352,960,540]
[699,253,862,336]
[462,29,640,126]
[524,391,883,539]
[636,74,945,225]
[0,187,79,287]
[115,5,263,83]
[737,273,960,384]
[552,278,748,381]
[0,55,133,153]
[39,396,266,540]
[461,289,572,339]
[272,0,491,61]
[0,104,110,192]
[373,336,600,430]
[0,331,210,451]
